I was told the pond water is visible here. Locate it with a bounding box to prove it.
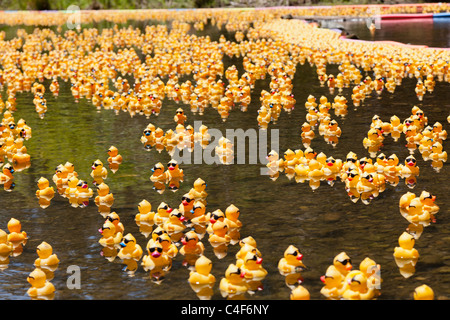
[0,18,449,300]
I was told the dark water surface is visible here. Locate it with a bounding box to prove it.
[0,19,449,300]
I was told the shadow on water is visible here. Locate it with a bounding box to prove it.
[0,19,449,300]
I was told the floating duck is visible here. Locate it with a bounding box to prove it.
[400,155,419,176]
[90,159,108,184]
[0,163,14,184]
[189,178,208,205]
[174,108,187,125]
[278,245,306,276]
[27,268,55,299]
[142,239,172,273]
[240,251,267,286]
[219,263,248,299]
[419,190,439,215]
[150,162,167,183]
[162,209,186,243]
[94,182,114,217]
[154,202,173,226]
[413,284,434,300]
[76,179,93,208]
[135,199,154,223]
[320,265,345,300]
[332,252,353,277]
[36,177,55,209]
[394,232,419,278]
[188,255,216,286]
[341,270,376,300]
[156,232,178,259]
[290,285,310,300]
[34,241,59,268]
[98,220,123,247]
[6,218,27,242]
[107,146,122,173]
[189,201,208,236]
[165,159,183,180]
[118,233,143,261]
[180,230,205,257]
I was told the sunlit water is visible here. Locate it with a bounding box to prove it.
[0,19,449,300]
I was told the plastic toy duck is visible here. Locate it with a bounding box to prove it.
[429,142,447,162]
[94,182,114,217]
[189,178,208,205]
[394,232,419,260]
[290,285,310,300]
[224,204,242,242]
[90,159,107,184]
[0,229,13,255]
[320,265,345,300]
[154,202,173,226]
[400,155,420,176]
[189,201,208,236]
[219,263,248,298]
[402,197,431,224]
[174,108,187,125]
[0,163,14,184]
[76,180,93,208]
[162,209,186,242]
[36,177,55,209]
[98,220,123,247]
[34,241,59,268]
[306,106,319,127]
[278,245,306,275]
[341,270,376,300]
[266,150,284,175]
[414,285,434,300]
[150,162,167,183]
[206,209,225,234]
[179,192,195,220]
[345,169,360,190]
[323,156,342,176]
[419,191,439,215]
[332,252,353,277]
[301,122,315,148]
[105,211,125,235]
[236,236,262,268]
[142,239,172,273]
[27,268,55,299]
[389,115,403,142]
[157,232,178,259]
[107,146,122,173]
[135,199,155,223]
[257,106,271,130]
[118,233,143,261]
[180,231,205,257]
[304,95,317,109]
[188,255,216,286]
[165,159,183,180]
[7,218,27,242]
[208,220,231,247]
[240,251,267,282]
[359,257,382,297]
[431,122,447,144]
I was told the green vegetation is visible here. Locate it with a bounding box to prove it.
[0,0,431,11]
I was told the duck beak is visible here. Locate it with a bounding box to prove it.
[167,208,173,213]
[256,257,263,264]
[432,196,436,201]
[346,264,352,271]
[320,275,326,283]
[120,242,126,248]
[151,251,161,258]
[98,228,103,234]
[297,254,303,261]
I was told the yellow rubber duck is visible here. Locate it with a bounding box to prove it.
[394,232,419,260]
[240,251,267,282]
[235,236,262,268]
[341,270,376,300]
[180,230,205,256]
[419,191,439,215]
[290,285,310,300]
[208,220,231,248]
[413,284,434,300]
[35,177,55,209]
[27,268,55,299]
[278,245,306,275]
[219,263,248,298]
[165,159,183,180]
[118,233,143,261]
[188,255,216,286]
[142,239,172,273]
[154,202,173,226]
[135,199,155,223]
[156,232,178,259]
[34,241,59,267]
[94,182,114,217]
[0,229,13,255]
[332,252,353,277]
[150,162,167,182]
[162,209,186,242]
[90,159,108,184]
[98,220,122,247]
[105,211,125,235]
[7,218,27,242]
[320,265,345,300]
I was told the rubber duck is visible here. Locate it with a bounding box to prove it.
[188,255,216,286]
[0,163,14,184]
[118,233,143,261]
[76,180,93,208]
[278,245,306,275]
[402,197,431,224]
[320,265,345,300]
[189,178,208,205]
[332,252,353,277]
[413,285,434,300]
[236,236,262,268]
[162,209,186,242]
[94,182,114,217]
[419,191,439,215]
[206,209,225,234]
[389,115,403,142]
[174,108,187,125]
[179,192,195,220]
[180,230,205,257]
[208,220,231,247]
[341,270,376,300]
[150,162,167,183]
[98,220,122,247]
[135,199,155,223]
[154,202,173,226]
[107,146,122,173]
[7,218,27,242]
[0,229,13,255]
[34,241,59,267]
[165,159,183,180]
[240,251,267,282]
[306,106,319,127]
[27,268,55,299]
[394,232,419,260]
[429,142,447,162]
[359,257,382,296]
[266,150,284,175]
[90,159,107,185]
[142,239,172,273]
[35,177,55,209]
[290,285,310,300]
[219,263,248,298]
[400,155,420,176]
[215,136,234,165]
[156,232,178,259]
[399,191,416,209]
[301,122,315,148]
